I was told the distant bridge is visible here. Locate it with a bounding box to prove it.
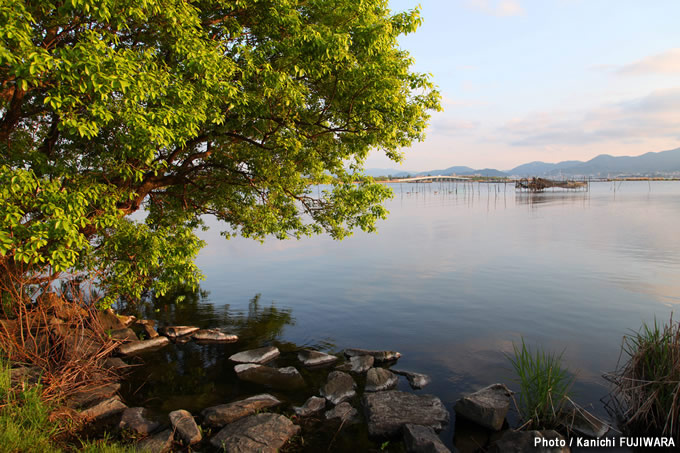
[391,175,471,183]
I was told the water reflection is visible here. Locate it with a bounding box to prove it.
[515,191,590,207]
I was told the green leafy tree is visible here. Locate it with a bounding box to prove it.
[0,0,440,306]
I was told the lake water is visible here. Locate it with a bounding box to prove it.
[121,181,680,451]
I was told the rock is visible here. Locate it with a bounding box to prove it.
[403,424,450,453]
[349,355,374,373]
[158,325,199,339]
[103,357,128,370]
[117,336,169,356]
[453,383,512,431]
[96,309,126,331]
[132,320,159,339]
[392,370,431,389]
[80,396,127,421]
[365,368,399,392]
[118,315,137,327]
[62,329,103,361]
[234,364,305,390]
[10,366,42,385]
[344,348,401,363]
[109,328,138,342]
[559,400,609,438]
[119,407,159,435]
[67,382,121,408]
[320,371,356,405]
[325,402,360,424]
[229,346,280,364]
[488,430,569,453]
[202,394,282,426]
[169,409,202,445]
[192,329,238,343]
[293,396,326,417]
[297,349,339,367]
[209,413,300,452]
[362,390,449,438]
[137,429,174,453]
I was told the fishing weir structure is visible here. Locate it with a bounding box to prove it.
[515,177,588,192]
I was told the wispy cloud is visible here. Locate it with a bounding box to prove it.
[618,48,680,75]
[465,0,525,17]
[430,116,479,137]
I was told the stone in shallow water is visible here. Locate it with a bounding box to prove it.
[365,368,399,392]
[234,364,305,390]
[293,396,326,417]
[453,383,512,431]
[137,429,174,453]
[158,325,199,339]
[362,390,449,438]
[80,396,127,421]
[403,424,450,453]
[209,413,300,452]
[344,347,401,363]
[559,400,609,438]
[192,329,238,343]
[202,394,282,426]
[392,369,431,389]
[320,371,356,405]
[117,336,169,356]
[297,349,339,367]
[325,402,360,424]
[488,430,569,453]
[119,407,159,435]
[229,346,280,364]
[169,409,202,445]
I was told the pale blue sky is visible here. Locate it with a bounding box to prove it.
[368,0,680,171]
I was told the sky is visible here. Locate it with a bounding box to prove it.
[365,0,680,172]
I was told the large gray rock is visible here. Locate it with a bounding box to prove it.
[117,336,169,356]
[229,346,280,364]
[393,370,431,389]
[209,413,300,452]
[137,429,174,453]
[559,400,609,438]
[202,394,282,426]
[362,390,449,438]
[119,407,159,435]
[297,349,338,367]
[158,325,199,339]
[403,424,450,453]
[344,348,401,363]
[488,430,570,453]
[320,371,356,405]
[349,355,374,373]
[192,329,238,343]
[169,409,202,445]
[68,382,121,408]
[293,396,326,417]
[80,396,127,421]
[365,368,399,392]
[234,364,305,390]
[453,383,512,431]
[325,402,360,424]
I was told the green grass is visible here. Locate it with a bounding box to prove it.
[508,338,574,429]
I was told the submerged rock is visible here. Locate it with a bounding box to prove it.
[488,430,569,453]
[158,325,199,339]
[117,336,169,356]
[119,407,159,435]
[453,383,512,431]
[80,396,127,421]
[392,370,431,389]
[169,409,202,445]
[192,329,238,343]
[365,368,399,392]
[403,424,450,453]
[559,400,609,438]
[209,413,300,452]
[137,429,174,453]
[234,364,305,390]
[298,349,338,367]
[293,396,326,417]
[325,402,360,424]
[344,348,401,363]
[202,394,282,426]
[229,346,280,364]
[320,371,356,405]
[362,390,449,438]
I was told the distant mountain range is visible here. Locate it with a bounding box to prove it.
[365,147,680,178]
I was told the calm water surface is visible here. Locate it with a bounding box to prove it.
[122,181,680,451]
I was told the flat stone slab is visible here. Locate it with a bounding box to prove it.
[209,413,300,452]
[403,424,450,453]
[119,407,159,435]
[365,368,399,392]
[170,409,202,445]
[320,371,356,405]
[234,364,305,390]
[137,428,174,453]
[298,349,339,367]
[362,390,449,438]
[117,336,169,356]
[344,348,401,363]
[229,346,280,364]
[393,370,431,389]
[202,394,282,426]
[293,396,326,416]
[488,430,569,453]
[192,329,238,343]
[325,402,360,424]
[559,400,609,438]
[158,325,199,339]
[454,383,512,431]
[80,396,127,421]
[109,328,138,342]
[68,382,121,408]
